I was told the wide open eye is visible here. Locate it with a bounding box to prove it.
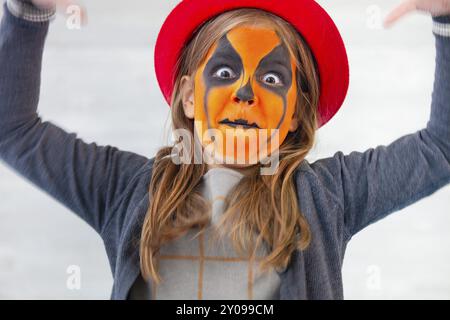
[261,73,283,86]
[213,66,237,80]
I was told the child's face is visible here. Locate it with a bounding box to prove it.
[185,25,299,164]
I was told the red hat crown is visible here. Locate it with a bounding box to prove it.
[154,0,349,128]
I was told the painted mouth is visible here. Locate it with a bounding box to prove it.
[218,118,260,129]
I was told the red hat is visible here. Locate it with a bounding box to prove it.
[154,0,349,128]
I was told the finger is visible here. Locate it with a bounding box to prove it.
[383,0,417,28]
[31,0,57,10]
[57,0,78,10]
[57,0,88,26]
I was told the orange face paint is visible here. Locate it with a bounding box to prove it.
[193,26,298,164]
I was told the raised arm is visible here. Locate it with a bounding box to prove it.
[0,1,150,235]
[309,12,450,239]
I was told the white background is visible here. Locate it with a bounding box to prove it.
[0,0,449,299]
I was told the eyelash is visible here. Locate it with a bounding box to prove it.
[212,66,237,79]
[260,72,284,86]
[211,65,284,85]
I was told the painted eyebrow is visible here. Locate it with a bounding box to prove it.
[258,55,292,68]
[208,53,241,62]
[263,61,291,71]
[206,37,243,68]
[257,45,292,67]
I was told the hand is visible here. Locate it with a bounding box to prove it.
[30,0,87,25]
[384,0,450,27]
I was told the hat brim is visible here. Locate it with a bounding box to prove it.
[154,0,349,128]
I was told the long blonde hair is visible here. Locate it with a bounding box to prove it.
[140,8,320,284]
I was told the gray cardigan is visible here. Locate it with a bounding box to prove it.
[1,3,450,299]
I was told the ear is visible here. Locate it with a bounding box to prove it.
[180,75,195,119]
[288,115,299,132]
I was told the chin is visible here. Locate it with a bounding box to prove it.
[211,146,262,166]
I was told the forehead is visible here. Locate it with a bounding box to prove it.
[203,25,285,65]
[226,26,281,57]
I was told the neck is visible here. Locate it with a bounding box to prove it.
[206,162,259,176]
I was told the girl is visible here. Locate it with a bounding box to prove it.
[0,0,449,299]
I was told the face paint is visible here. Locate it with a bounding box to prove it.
[193,26,298,164]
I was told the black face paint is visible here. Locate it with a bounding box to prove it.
[201,33,294,133]
[236,78,255,102]
[254,42,293,132]
[202,35,243,128]
[255,44,293,97]
[218,118,260,129]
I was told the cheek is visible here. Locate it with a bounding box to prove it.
[278,84,298,135]
[254,83,286,128]
[193,70,207,123]
[204,86,234,123]
[194,77,237,126]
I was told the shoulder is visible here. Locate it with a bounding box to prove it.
[293,152,344,207]
[126,156,156,194]
[137,156,156,176]
[295,152,343,185]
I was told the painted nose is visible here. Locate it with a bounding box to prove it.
[234,79,255,105]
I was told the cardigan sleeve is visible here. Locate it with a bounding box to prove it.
[309,15,450,239]
[0,3,149,235]
[6,0,56,22]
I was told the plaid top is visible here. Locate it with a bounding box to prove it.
[128,167,282,299]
